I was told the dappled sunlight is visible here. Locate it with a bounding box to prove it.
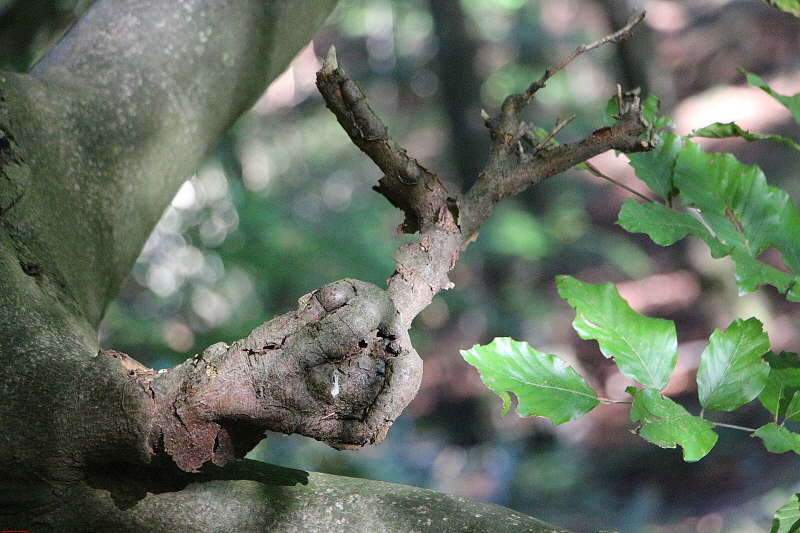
[673,83,795,136]
[616,271,701,315]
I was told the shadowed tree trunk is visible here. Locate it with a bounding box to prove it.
[428,0,488,186]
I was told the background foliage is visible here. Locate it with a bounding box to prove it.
[4,0,798,531]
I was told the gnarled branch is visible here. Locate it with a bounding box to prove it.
[316,11,652,329]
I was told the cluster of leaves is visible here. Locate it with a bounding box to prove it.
[462,75,800,531]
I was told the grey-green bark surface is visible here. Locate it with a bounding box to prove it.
[5,459,573,532]
[0,0,581,531]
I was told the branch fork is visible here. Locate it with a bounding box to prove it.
[316,11,652,329]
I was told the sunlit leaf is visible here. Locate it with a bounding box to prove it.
[671,140,800,291]
[557,276,677,390]
[628,387,718,461]
[697,318,770,411]
[760,352,800,420]
[461,338,599,423]
[754,424,800,454]
[674,141,769,251]
[770,493,800,533]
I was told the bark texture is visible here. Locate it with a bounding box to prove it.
[3,459,572,533]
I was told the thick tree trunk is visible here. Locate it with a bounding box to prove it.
[0,0,580,531]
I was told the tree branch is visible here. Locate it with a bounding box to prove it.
[123,279,421,472]
[10,459,574,532]
[316,11,652,328]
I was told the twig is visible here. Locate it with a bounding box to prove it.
[709,421,758,433]
[520,10,646,105]
[316,47,451,234]
[584,161,656,203]
[533,115,576,152]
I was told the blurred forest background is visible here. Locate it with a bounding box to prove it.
[3,0,800,531]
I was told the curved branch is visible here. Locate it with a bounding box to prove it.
[10,460,575,532]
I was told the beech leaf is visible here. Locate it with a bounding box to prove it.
[759,352,800,421]
[557,275,677,390]
[618,199,732,258]
[628,387,718,462]
[461,338,599,424]
[697,318,770,411]
[692,122,800,152]
[771,494,800,533]
[754,424,800,454]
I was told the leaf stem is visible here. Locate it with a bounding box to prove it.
[710,421,758,433]
[584,162,656,203]
[598,396,633,404]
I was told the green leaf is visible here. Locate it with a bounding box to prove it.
[671,139,800,293]
[697,318,770,411]
[787,391,800,421]
[461,337,600,424]
[729,249,798,296]
[604,93,669,130]
[556,276,677,390]
[674,141,770,252]
[771,494,800,533]
[618,199,732,258]
[691,122,800,152]
[626,131,681,200]
[759,352,800,420]
[642,94,671,130]
[744,70,800,123]
[754,423,800,454]
[628,387,718,461]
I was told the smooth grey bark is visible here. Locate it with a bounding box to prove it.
[0,0,579,531]
[5,459,573,532]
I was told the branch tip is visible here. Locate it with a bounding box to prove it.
[322,45,339,74]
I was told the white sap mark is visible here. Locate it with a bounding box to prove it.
[330,372,340,398]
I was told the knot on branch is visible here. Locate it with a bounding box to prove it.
[145,279,422,472]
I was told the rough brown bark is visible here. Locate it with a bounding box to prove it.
[143,279,421,472]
